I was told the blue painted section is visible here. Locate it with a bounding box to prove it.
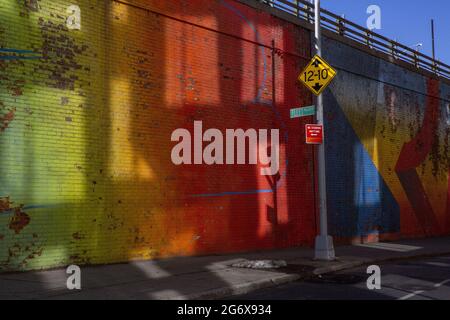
[0,48,42,60]
[0,204,60,216]
[324,91,400,237]
[0,56,41,60]
[0,48,39,54]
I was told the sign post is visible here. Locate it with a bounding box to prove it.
[311,0,335,261]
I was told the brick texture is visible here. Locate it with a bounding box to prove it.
[0,0,316,271]
[0,0,449,272]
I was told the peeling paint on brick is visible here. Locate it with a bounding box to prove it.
[72,232,85,240]
[0,197,13,213]
[1,197,31,234]
[0,0,448,274]
[36,17,88,90]
[0,107,16,132]
[9,207,31,234]
[26,0,40,11]
[1,242,43,271]
[61,97,69,105]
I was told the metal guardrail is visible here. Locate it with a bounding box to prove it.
[259,0,450,80]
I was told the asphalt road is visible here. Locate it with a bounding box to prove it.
[231,255,450,300]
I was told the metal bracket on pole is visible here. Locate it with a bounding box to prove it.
[313,0,335,261]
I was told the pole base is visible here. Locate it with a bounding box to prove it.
[314,235,335,261]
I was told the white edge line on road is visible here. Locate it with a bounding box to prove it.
[398,279,450,300]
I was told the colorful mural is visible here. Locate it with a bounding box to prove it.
[0,0,449,272]
[0,0,316,271]
[323,38,450,241]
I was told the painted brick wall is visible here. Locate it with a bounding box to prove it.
[1,0,449,272]
[0,0,316,271]
[322,36,450,242]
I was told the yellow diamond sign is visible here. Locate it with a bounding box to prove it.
[298,55,337,95]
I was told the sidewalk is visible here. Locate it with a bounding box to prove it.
[1,236,450,300]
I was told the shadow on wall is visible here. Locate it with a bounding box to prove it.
[2,0,449,276]
[0,0,317,298]
[87,0,320,263]
[111,0,316,259]
[0,1,85,271]
[323,63,450,242]
[324,88,400,241]
[0,0,317,275]
[0,0,228,298]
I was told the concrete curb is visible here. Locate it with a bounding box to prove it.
[313,260,372,276]
[177,274,302,300]
[182,250,450,300]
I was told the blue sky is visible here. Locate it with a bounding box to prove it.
[318,0,449,65]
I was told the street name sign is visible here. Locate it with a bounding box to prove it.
[290,105,316,119]
[298,55,337,95]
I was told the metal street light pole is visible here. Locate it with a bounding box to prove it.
[314,0,335,261]
[431,19,436,61]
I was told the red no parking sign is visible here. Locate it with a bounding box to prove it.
[305,124,323,145]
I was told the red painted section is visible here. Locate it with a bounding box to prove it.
[395,78,442,236]
[395,79,440,170]
[149,0,318,254]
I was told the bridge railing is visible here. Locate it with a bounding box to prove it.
[259,0,450,80]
